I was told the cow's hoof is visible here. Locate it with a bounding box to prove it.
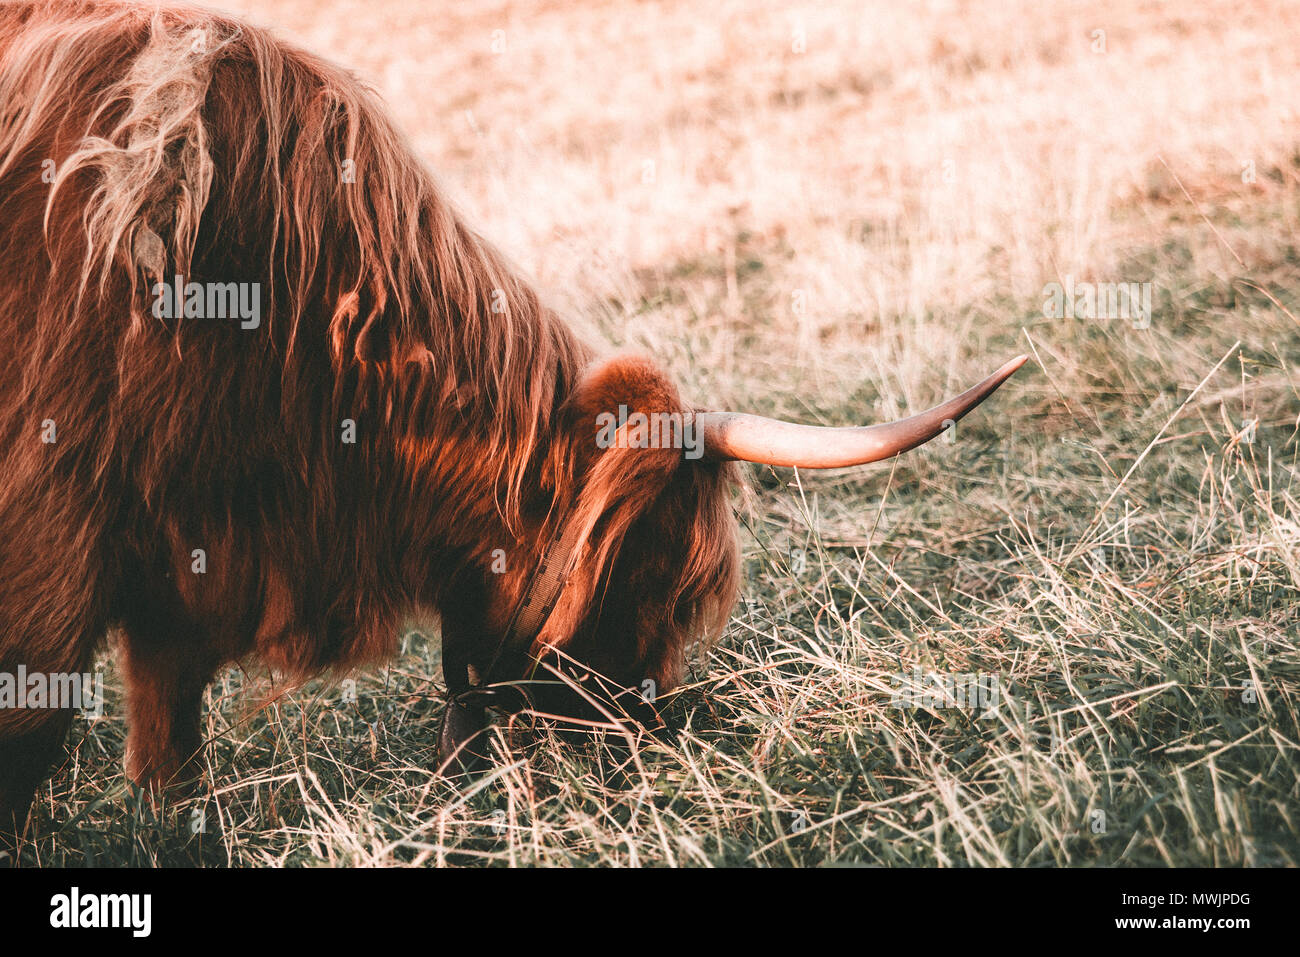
[437,699,491,775]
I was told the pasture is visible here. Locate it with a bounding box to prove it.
[14,0,1300,866]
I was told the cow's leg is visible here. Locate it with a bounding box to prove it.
[437,605,494,772]
[0,709,78,858]
[0,504,106,857]
[0,630,99,854]
[121,631,218,798]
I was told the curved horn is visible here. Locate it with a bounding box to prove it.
[696,354,1029,467]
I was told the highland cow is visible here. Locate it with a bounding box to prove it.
[0,0,1026,847]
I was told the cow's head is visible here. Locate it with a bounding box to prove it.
[438,353,1028,765]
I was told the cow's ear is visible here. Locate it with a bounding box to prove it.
[562,353,685,471]
[553,354,686,586]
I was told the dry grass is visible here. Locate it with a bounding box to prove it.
[14,0,1300,866]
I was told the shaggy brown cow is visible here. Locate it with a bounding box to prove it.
[0,0,1026,846]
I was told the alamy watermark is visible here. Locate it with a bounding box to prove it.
[0,667,104,716]
[151,274,261,329]
[1043,275,1152,329]
[49,887,150,937]
[890,668,1000,716]
[595,406,703,460]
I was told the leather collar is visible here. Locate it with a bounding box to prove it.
[476,516,588,691]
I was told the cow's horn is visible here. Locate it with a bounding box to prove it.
[695,354,1029,467]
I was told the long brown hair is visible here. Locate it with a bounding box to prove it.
[0,0,739,815]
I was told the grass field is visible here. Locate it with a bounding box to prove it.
[14,0,1300,866]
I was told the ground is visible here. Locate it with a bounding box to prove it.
[16,0,1300,865]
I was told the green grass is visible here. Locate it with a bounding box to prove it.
[11,0,1300,868]
[15,229,1300,868]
